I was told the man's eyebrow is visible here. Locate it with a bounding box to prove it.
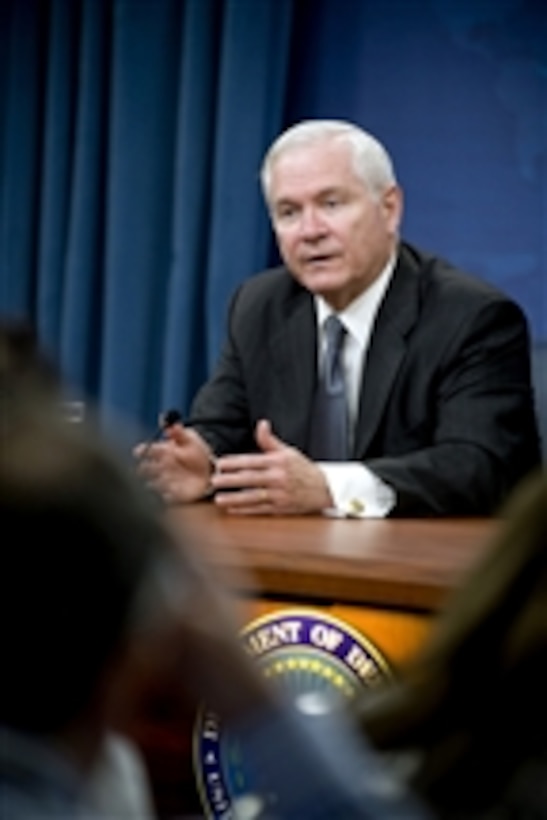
[314,186,349,200]
[275,186,345,204]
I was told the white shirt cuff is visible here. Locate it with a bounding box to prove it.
[318,463,396,518]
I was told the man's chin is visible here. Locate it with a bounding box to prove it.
[304,276,346,299]
[293,269,356,309]
[298,267,344,289]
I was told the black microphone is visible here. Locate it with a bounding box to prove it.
[140,408,183,458]
[158,408,182,429]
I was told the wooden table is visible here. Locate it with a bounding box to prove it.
[169,505,497,664]
[138,505,499,817]
[171,503,497,609]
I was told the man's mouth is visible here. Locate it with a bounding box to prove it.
[302,253,336,266]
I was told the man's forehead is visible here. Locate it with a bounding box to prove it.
[270,143,359,200]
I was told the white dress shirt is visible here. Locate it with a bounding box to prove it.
[314,256,397,518]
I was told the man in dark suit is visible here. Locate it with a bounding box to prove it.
[137,120,541,516]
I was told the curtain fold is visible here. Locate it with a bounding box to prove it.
[1,0,48,319]
[160,0,223,417]
[100,0,183,427]
[36,0,79,355]
[60,0,110,399]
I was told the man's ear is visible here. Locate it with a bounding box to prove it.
[382,185,403,236]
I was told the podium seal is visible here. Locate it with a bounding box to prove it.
[193,607,392,818]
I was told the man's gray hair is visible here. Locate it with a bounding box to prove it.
[260,120,397,205]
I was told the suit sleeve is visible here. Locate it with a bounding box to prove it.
[366,299,541,516]
[189,284,257,456]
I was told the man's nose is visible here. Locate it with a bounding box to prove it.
[298,207,328,238]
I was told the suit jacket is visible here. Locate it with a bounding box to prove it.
[190,242,541,515]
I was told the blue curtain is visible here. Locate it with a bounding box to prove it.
[1,0,545,438]
[0,0,293,436]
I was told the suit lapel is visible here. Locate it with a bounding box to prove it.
[353,250,421,457]
[269,290,317,449]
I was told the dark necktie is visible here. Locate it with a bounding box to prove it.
[307,315,349,461]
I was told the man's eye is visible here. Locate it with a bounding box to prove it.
[276,206,297,220]
[323,198,340,209]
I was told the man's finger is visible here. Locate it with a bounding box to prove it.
[255,418,285,453]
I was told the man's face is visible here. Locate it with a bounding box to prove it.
[268,137,402,311]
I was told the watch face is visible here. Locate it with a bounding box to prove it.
[193,607,392,819]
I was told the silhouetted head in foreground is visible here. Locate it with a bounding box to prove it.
[359,469,547,818]
[0,407,174,749]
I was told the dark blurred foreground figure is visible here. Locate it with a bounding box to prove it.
[0,334,428,818]
[358,469,547,819]
[0,318,61,399]
[0,412,161,816]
